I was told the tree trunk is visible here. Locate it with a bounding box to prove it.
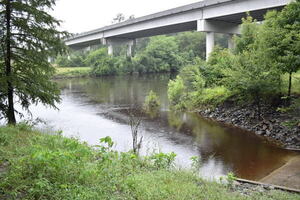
[288,71,292,97]
[5,0,16,125]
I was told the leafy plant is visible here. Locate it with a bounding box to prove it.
[190,156,201,172]
[226,172,237,188]
[144,90,160,117]
[149,152,177,169]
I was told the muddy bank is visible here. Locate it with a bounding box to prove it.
[198,103,300,150]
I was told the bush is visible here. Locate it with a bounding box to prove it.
[179,65,205,93]
[85,47,108,67]
[204,47,234,87]
[168,76,187,110]
[90,57,118,76]
[168,65,207,110]
[143,90,160,114]
[192,86,232,108]
[55,51,87,68]
[135,36,184,73]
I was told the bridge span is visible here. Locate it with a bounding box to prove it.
[65,0,292,60]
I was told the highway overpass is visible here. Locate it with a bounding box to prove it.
[65,0,292,60]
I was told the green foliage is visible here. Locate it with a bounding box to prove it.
[190,156,201,172]
[224,50,281,106]
[0,0,68,123]
[205,47,234,87]
[85,48,108,67]
[168,76,187,110]
[67,51,87,67]
[149,152,176,169]
[226,172,237,188]
[179,65,205,93]
[234,15,260,54]
[55,51,88,68]
[54,67,91,78]
[261,1,300,96]
[135,36,184,73]
[90,56,118,76]
[54,32,225,77]
[168,64,230,110]
[175,31,206,59]
[0,125,298,199]
[55,55,70,67]
[143,90,160,116]
[193,86,232,108]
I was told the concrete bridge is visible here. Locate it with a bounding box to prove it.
[65,0,292,60]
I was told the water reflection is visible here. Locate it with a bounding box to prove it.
[26,74,297,181]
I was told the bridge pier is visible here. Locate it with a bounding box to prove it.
[206,32,215,61]
[103,38,135,57]
[126,40,136,57]
[108,44,114,56]
[198,19,240,60]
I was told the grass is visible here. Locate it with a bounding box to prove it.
[54,67,91,78]
[0,124,299,199]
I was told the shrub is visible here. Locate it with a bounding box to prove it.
[90,57,118,76]
[85,47,108,67]
[192,86,232,108]
[135,36,184,73]
[168,76,187,110]
[179,65,205,93]
[144,90,160,114]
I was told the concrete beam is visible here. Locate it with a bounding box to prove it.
[197,19,240,35]
[203,0,292,20]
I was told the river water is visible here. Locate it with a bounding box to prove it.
[26,74,296,181]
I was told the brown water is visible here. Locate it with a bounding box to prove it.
[27,74,297,180]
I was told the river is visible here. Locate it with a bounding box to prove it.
[25,74,296,181]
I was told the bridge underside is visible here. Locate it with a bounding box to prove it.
[68,5,284,51]
[66,0,288,60]
[212,6,283,23]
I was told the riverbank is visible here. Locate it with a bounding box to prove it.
[0,125,298,199]
[53,67,91,79]
[198,101,300,150]
[52,70,300,149]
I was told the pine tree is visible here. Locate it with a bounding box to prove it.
[0,0,67,124]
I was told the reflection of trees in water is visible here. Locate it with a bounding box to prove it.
[166,111,294,180]
[56,75,295,180]
[58,75,171,108]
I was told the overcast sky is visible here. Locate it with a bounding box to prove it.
[52,0,200,33]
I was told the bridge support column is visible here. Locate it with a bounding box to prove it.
[228,34,234,50]
[198,19,240,60]
[206,32,215,61]
[127,39,136,57]
[108,44,114,56]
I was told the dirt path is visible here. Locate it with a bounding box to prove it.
[260,155,300,190]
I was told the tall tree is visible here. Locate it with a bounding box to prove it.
[0,0,67,124]
[262,0,300,97]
